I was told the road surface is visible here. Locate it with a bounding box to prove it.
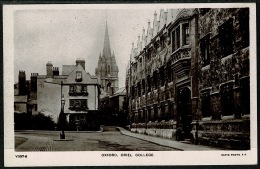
[15,126,179,151]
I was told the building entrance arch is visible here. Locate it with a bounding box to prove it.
[177,87,192,140]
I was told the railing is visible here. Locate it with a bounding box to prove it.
[171,47,191,64]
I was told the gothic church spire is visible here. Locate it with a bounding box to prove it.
[103,22,112,58]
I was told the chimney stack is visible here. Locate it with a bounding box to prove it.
[30,73,38,92]
[52,67,59,76]
[18,70,26,95]
[46,61,53,76]
[76,58,85,70]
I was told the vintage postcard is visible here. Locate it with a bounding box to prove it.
[4,3,257,166]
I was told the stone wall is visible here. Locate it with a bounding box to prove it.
[196,8,250,149]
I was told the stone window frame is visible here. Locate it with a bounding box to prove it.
[168,101,174,120]
[142,79,145,96]
[167,62,173,83]
[182,22,190,45]
[147,75,151,92]
[159,66,165,87]
[171,22,190,54]
[153,71,158,89]
[153,104,158,122]
[240,76,250,116]
[160,102,166,121]
[200,89,211,118]
[238,8,249,49]
[147,107,151,122]
[160,35,165,50]
[219,18,234,58]
[75,71,82,82]
[176,26,181,49]
[200,33,211,67]
[171,29,176,52]
[220,81,234,117]
[137,81,141,97]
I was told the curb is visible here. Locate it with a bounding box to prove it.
[116,127,183,151]
[117,127,219,151]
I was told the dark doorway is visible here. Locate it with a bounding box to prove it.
[177,87,192,140]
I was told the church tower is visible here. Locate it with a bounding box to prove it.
[95,22,119,95]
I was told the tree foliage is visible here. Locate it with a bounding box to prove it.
[14,112,55,130]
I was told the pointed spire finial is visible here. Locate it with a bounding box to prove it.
[103,22,112,58]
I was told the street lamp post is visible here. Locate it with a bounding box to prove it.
[60,94,66,139]
[195,97,199,145]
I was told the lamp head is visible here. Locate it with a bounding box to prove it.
[61,94,65,105]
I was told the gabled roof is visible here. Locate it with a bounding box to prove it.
[62,65,76,75]
[66,64,98,84]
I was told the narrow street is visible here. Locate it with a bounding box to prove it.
[15,126,179,151]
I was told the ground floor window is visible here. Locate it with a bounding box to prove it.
[168,102,173,120]
[153,105,158,121]
[138,111,141,123]
[201,91,211,117]
[220,83,234,116]
[240,77,250,115]
[148,108,151,121]
[161,104,165,121]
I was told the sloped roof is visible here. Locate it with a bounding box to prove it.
[66,64,98,84]
[114,87,126,95]
[62,65,76,75]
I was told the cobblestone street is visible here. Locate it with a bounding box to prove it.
[15,126,178,151]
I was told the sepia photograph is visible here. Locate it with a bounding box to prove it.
[4,3,257,166]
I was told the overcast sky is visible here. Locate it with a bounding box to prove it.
[13,7,165,88]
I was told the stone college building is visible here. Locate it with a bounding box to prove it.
[125,8,250,149]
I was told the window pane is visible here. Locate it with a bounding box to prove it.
[172,31,175,51]
[76,71,82,79]
[183,23,190,45]
[176,27,180,49]
[219,18,233,57]
[200,34,210,66]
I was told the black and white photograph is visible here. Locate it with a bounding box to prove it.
[4,3,257,166]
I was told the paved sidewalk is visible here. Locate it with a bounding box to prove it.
[117,127,221,151]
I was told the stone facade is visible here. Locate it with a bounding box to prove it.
[126,9,196,140]
[126,8,250,149]
[95,22,119,96]
[195,8,250,149]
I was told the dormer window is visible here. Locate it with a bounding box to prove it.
[75,71,82,82]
